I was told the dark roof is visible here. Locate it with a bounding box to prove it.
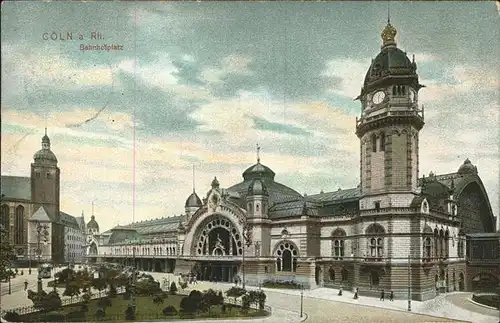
[269,199,319,219]
[242,162,276,181]
[185,191,202,208]
[457,158,477,175]
[33,148,58,163]
[119,215,183,235]
[228,179,302,207]
[87,216,99,229]
[364,46,415,86]
[306,187,361,204]
[108,227,140,245]
[60,211,80,229]
[1,176,31,201]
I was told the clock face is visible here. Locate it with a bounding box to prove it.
[372,91,386,104]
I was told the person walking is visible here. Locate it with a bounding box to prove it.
[338,285,343,296]
[353,287,359,299]
[389,290,394,301]
[24,280,28,291]
[380,289,385,301]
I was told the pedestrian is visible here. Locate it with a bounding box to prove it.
[353,287,359,299]
[338,286,343,296]
[380,289,385,301]
[389,290,394,301]
[24,280,28,291]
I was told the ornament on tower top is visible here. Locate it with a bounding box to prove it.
[381,22,397,46]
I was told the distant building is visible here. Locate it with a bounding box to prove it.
[1,129,85,264]
[90,20,497,302]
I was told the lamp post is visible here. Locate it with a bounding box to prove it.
[407,254,412,312]
[35,221,50,293]
[8,263,12,295]
[300,285,304,318]
[129,244,137,320]
[242,224,252,290]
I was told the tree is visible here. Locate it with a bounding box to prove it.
[169,281,178,295]
[95,307,106,320]
[92,277,107,297]
[63,281,81,302]
[0,225,14,282]
[153,294,165,308]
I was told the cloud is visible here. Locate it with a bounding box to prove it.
[322,58,370,99]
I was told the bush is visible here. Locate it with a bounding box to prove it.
[43,313,64,322]
[108,285,117,298]
[3,311,21,322]
[136,279,162,296]
[95,307,106,319]
[162,305,178,316]
[97,297,112,308]
[66,311,82,321]
[80,304,89,313]
[226,286,246,298]
[124,305,135,321]
[221,304,227,314]
[169,282,178,295]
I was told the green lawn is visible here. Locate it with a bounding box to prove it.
[19,293,268,322]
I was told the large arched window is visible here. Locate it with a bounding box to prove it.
[275,241,299,272]
[1,204,9,238]
[366,224,385,260]
[14,205,24,245]
[457,230,465,258]
[371,134,377,152]
[331,228,346,260]
[379,132,385,152]
[439,229,445,259]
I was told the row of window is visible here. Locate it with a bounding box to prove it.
[34,172,52,179]
[111,246,177,256]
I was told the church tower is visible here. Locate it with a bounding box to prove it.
[30,129,64,263]
[355,19,425,210]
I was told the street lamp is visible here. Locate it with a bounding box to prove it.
[300,284,304,318]
[8,263,12,295]
[128,244,137,320]
[407,254,412,312]
[242,224,252,290]
[35,221,50,293]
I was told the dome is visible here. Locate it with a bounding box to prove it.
[361,22,418,92]
[211,176,220,189]
[242,162,276,181]
[33,149,58,163]
[228,162,301,207]
[364,46,415,86]
[458,158,477,175]
[87,215,99,230]
[248,178,268,196]
[185,191,202,207]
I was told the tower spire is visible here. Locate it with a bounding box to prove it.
[91,202,95,220]
[192,165,196,193]
[256,143,261,163]
[387,1,391,24]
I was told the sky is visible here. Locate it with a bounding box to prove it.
[1,1,499,233]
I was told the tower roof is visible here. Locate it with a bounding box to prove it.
[185,191,202,207]
[247,178,269,196]
[33,130,58,163]
[87,215,99,230]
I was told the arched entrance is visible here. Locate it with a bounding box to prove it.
[458,273,465,291]
[192,214,242,283]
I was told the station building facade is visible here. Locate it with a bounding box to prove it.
[89,21,496,301]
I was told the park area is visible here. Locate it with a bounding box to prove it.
[1,266,269,322]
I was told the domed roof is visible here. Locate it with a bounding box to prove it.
[185,191,202,208]
[243,162,276,181]
[458,158,477,175]
[248,178,268,196]
[361,22,418,91]
[211,177,220,188]
[228,162,301,206]
[33,149,58,163]
[33,131,58,163]
[87,215,99,230]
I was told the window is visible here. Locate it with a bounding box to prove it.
[366,224,385,260]
[341,268,349,282]
[256,204,260,212]
[444,230,450,259]
[392,86,397,95]
[375,201,381,212]
[371,134,377,152]
[379,133,385,151]
[423,237,432,260]
[46,172,51,179]
[331,228,346,260]
[36,172,41,178]
[433,229,439,259]
[14,205,24,245]
[275,241,298,272]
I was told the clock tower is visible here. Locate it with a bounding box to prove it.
[355,20,425,210]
